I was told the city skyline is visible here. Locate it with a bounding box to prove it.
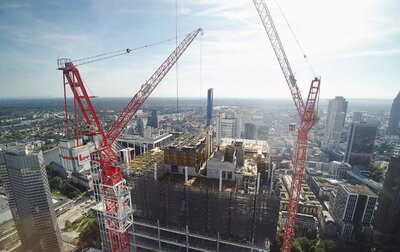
[0,0,399,99]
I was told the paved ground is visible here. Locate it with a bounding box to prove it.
[57,197,96,247]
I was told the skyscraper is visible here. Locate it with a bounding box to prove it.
[244,123,257,140]
[373,156,400,245]
[324,96,348,149]
[344,122,378,169]
[352,111,363,123]
[147,109,160,128]
[0,149,62,252]
[329,183,377,241]
[207,88,213,126]
[388,92,400,135]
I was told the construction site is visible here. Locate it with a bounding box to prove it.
[120,132,280,251]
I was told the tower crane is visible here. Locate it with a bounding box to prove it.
[252,1,320,251]
[57,28,203,252]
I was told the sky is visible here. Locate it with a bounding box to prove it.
[0,0,399,100]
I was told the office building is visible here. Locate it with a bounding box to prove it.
[344,122,378,169]
[0,196,20,251]
[329,183,377,241]
[0,149,62,252]
[216,112,241,144]
[256,125,269,140]
[374,156,400,245]
[244,123,257,140]
[328,161,352,179]
[324,96,348,149]
[352,111,363,123]
[207,88,213,126]
[147,109,160,128]
[388,92,400,135]
[58,138,91,173]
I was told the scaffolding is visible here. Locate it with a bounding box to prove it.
[127,175,280,249]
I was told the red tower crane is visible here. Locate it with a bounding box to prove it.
[57,28,203,252]
[252,1,321,251]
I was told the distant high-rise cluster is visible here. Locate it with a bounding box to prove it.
[0,150,62,252]
[324,96,348,149]
[388,92,400,136]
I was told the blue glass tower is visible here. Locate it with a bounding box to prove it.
[207,88,213,126]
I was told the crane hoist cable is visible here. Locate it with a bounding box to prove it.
[272,0,316,77]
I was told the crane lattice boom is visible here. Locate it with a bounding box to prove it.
[253,0,305,116]
[252,1,321,251]
[106,28,203,149]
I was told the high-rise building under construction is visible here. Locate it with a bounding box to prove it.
[95,132,280,251]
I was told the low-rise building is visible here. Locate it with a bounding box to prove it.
[280,211,318,236]
[52,195,73,217]
[318,210,336,238]
[307,175,340,199]
[277,175,322,217]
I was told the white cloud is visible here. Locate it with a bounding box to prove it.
[1,0,399,99]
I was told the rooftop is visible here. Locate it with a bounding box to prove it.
[164,133,205,151]
[118,132,173,144]
[128,148,164,172]
[220,138,269,154]
[343,183,376,196]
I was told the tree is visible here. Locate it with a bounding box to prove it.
[305,228,318,240]
[45,164,53,174]
[65,220,71,228]
[291,240,302,252]
[308,246,325,252]
[297,237,312,252]
[319,239,338,252]
[49,176,62,190]
[371,163,385,183]
[79,216,101,249]
[68,191,80,199]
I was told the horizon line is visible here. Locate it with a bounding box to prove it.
[0,96,395,100]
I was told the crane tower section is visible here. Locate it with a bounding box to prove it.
[252,1,320,251]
